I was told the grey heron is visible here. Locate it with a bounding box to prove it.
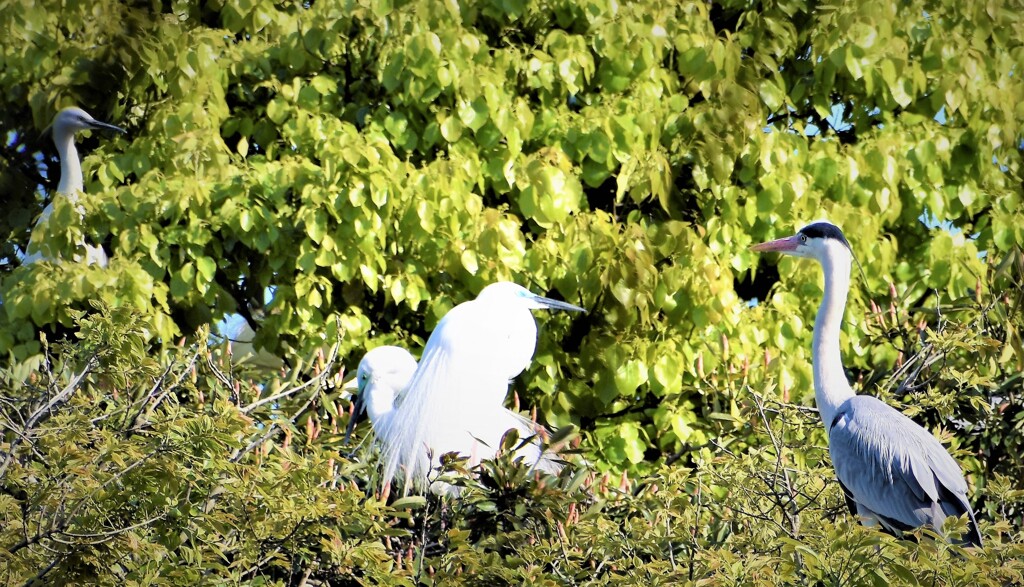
[24,107,125,266]
[375,281,583,493]
[345,344,563,495]
[751,221,982,546]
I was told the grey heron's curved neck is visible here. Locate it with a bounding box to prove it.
[54,129,83,196]
[812,242,855,428]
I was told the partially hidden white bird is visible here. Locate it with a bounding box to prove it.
[347,346,420,439]
[368,281,584,494]
[221,312,285,370]
[345,344,564,494]
[24,107,125,267]
[751,221,982,546]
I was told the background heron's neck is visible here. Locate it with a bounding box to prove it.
[813,248,855,429]
[55,132,83,196]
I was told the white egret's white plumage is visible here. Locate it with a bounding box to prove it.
[349,345,420,435]
[377,282,583,493]
[24,107,125,267]
[347,345,564,495]
[752,221,982,546]
[222,317,285,370]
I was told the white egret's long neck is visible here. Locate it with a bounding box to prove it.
[812,245,855,429]
[364,382,396,429]
[55,130,83,196]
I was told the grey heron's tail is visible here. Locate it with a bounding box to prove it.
[938,484,983,548]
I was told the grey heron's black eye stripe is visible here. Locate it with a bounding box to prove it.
[799,222,851,250]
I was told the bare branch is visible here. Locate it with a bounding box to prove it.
[0,354,98,481]
[51,511,167,544]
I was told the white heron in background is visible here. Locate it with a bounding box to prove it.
[23,107,125,266]
[345,345,564,494]
[220,306,285,370]
[368,281,584,494]
[751,221,982,546]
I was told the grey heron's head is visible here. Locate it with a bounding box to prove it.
[48,107,126,142]
[750,221,851,263]
[476,281,586,313]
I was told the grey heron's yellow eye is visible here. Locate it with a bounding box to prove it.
[799,234,807,244]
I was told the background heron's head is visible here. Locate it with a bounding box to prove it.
[48,107,126,141]
[750,221,851,264]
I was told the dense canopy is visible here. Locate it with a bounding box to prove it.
[1,0,1022,583]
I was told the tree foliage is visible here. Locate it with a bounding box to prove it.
[1,0,1023,583]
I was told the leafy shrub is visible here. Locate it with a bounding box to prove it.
[2,0,1023,583]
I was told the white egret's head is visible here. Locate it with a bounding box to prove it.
[750,221,851,263]
[476,281,585,313]
[344,345,418,444]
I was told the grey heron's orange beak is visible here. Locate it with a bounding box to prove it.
[750,234,801,253]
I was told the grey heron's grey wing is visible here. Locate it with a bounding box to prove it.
[837,473,915,539]
[835,476,859,518]
[828,396,977,538]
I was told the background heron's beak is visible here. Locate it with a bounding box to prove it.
[89,120,127,134]
[750,234,801,253]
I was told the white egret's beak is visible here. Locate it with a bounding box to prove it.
[529,294,586,313]
[342,377,368,444]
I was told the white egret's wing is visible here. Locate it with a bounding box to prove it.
[505,410,563,475]
[220,319,284,370]
[83,243,108,267]
[379,300,519,490]
[469,408,563,475]
[828,395,981,544]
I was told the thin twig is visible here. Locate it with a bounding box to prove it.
[0,354,97,481]
[19,553,62,587]
[130,346,203,431]
[51,511,167,544]
[242,376,322,414]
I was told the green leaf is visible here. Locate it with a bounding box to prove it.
[196,256,216,282]
[614,359,648,396]
[460,249,479,275]
[759,79,785,111]
[440,116,463,143]
[391,496,427,510]
[652,353,682,395]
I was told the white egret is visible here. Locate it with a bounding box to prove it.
[751,221,982,546]
[220,311,285,370]
[345,345,563,494]
[347,345,419,436]
[24,107,125,266]
[377,281,584,493]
